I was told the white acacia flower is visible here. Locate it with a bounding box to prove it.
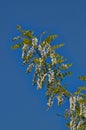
[37,80,42,89]
[22,44,29,58]
[48,70,54,83]
[57,94,63,106]
[80,103,83,116]
[70,120,73,130]
[32,37,38,47]
[83,105,86,118]
[61,64,68,69]
[51,57,57,65]
[26,63,34,73]
[38,45,42,51]
[50,53,57,65]
[37,73,46,89]
[39,58,44,65]
[22,51,25,58]
[22,44,29,51]
[77,95,82,101]
[70,116,76,130]
[69,96,76,112]
[41,73,47,82]
[47,97,53,107]
[27,47,34,57]
[77,120,83,129]
[35,64,41,73]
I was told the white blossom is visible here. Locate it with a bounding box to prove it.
[38,45,42,51]
[80,103,83,116]
[70,116,77,130]
[37,78,42,89]
[22,51,25,58]
[77,120,83,130]
[38,43,51,58]
[26,63,34,73]
[47,97,53,108]
[27,47,34,57]
[83,105,86,118]
[48,70,54,83]
[37,73,47,89]
[32,37,38,47]
[61,63,68,69]
[77,96,86,118]
[57,94,63,106]
[69,96,76,112]
[35,64,41,73]
[50,53,57,65]
[22,44,29,58]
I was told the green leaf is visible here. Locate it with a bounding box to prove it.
[56,57,67,64]
[78,75,86,82]
[74,86,86,95]
[11,43,22,49]
[51,43,64,50]
[22,38,32,46]
[33,58,40,64]
[22,30,34,38]
[41,34,58,46]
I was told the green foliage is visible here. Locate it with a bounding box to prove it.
[51,43,64,50]
[41,34,58,47]
[79,75,86,82]
[74,86,86,95]
[12,25,86,130]
[11,43,22,49]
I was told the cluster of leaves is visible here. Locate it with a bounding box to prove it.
[12,25,86,130]
[65,81,86,130]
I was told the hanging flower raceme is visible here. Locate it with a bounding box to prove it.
[69,96,76,112]
[47,96,54,108]
[22,44,29,58]
[38,43,51,59]
[57,93,63,106]
[12,26,76,130]
[69,95,86,130]
[32,37,38,47]
[37,73,47,89]
[50,52,57,65]
[48,69,55,84]
[26,63,34,73]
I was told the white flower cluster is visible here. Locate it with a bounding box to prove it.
[69,96,86,130]
[50,52,57,65]
[32,37,38,47]
[26,63,34,73]
[37,73,47,89]
[38,43,51,58]
[38,42,57,66]
[77,96,86,118]
[35,64,41,73]
[69,96,76,112]
[27,46,34,57]
[47,96,53,108]
[22,37,38,59]
[77,120,83,130]
[57,94,63,106]
[61,63,68,69]
[22,44,29,58]
[69,96,77,130]
[70,116,76,130]
[48,69,54,84]
[39,58,44,65]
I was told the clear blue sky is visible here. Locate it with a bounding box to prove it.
[0,0,86,130]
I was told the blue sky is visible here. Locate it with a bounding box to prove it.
[0,0,86,130]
